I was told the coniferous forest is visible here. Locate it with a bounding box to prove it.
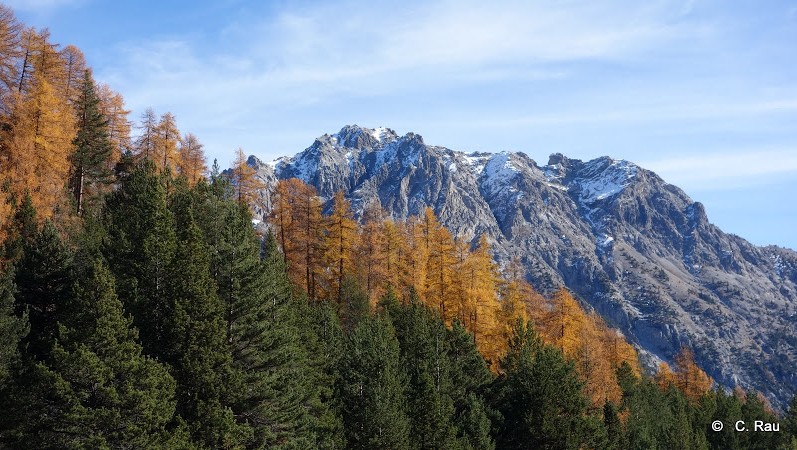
[1,5,796,449]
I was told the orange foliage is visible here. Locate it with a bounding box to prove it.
[262,179,643,400]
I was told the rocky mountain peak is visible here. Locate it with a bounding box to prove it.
[334,124,399,149]
[242,126,797,408]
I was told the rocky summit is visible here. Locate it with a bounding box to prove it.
[241,124,797,407]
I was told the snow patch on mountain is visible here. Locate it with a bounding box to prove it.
[572,159,638,205]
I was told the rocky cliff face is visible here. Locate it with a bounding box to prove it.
[242,125,797,407]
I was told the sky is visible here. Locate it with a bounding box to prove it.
[8,0,797,250]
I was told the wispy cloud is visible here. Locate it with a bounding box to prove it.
[100,1,703,112]
[639,148,797,191]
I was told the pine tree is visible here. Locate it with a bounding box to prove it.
[338,314,410,450]
[103,161,175,357]
[388,298,459,449]
[14,219,74,361]
[195,185,323,448]
[166,192,246,447]
[0,264,27,389]
[785,393,797,449]
[495,320,599,449]
[70,69,113,215]
[7,260,182,448]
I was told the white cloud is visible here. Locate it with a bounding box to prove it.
[638,148,797,190]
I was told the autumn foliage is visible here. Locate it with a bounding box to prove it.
[266,177,649,408]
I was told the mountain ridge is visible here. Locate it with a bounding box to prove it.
[240,124,797,407]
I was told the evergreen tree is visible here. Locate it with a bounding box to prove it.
[69,69,113,215]
[166,193,245,448]
[388,298,458,449]
[603,401,623,450]
[103,161,175,358]
[14,219,73,361]
[446,320,494,449]
[6,261,182,448]
[300,295,346,450]
[338,314,410,449]
[786,393,797,449]
[456,393,495,450]
[494,320,600,449]
[0,264,26,389]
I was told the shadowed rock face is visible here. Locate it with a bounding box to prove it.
[241,125,797,407]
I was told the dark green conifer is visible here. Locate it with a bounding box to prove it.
[339,314,410,449]
[166,194,246,448]
[494,320,599,449]
[388,298,458,449]
[6,261,182,448]
[0,265,26,389]
[70,70,114,215]
[14,220,74,361]
[103,161,175,358]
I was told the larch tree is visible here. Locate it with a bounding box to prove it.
[325,191,358,303]
[228,147,265,208]
[379,218,404,293]
[467,235,503,365]
[424,211,456,322]
[96,83,131,157]
[404,214,429,296]
[177,132,206,186]
[0,5,21,99]
[154,111,180,173]
[69,69,113,215]
[673,347,712,403]
[59,45,85,105]
[544,288,588,355]
[354,202,385,302]
[269,178,299,266]
[290,179,325,300]
[133,107,157,160]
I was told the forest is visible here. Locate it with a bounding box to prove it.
[1,4,796,449]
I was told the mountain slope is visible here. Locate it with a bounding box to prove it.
[243,125,797,407]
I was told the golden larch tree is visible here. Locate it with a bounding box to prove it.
[325,191,358,302]
[673,346,713,403]
[424,210,456,322]
[133,108,157,160]
[229,147,265,208]
[466,235,503,366]
[154,112,180,173]
[96,83,131,157]
[178,133,207,186]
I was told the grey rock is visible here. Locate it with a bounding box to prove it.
[241,125,797,408]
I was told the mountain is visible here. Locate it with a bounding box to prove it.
[241,124,797,407]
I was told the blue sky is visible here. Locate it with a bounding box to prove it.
[9,0,797,249]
